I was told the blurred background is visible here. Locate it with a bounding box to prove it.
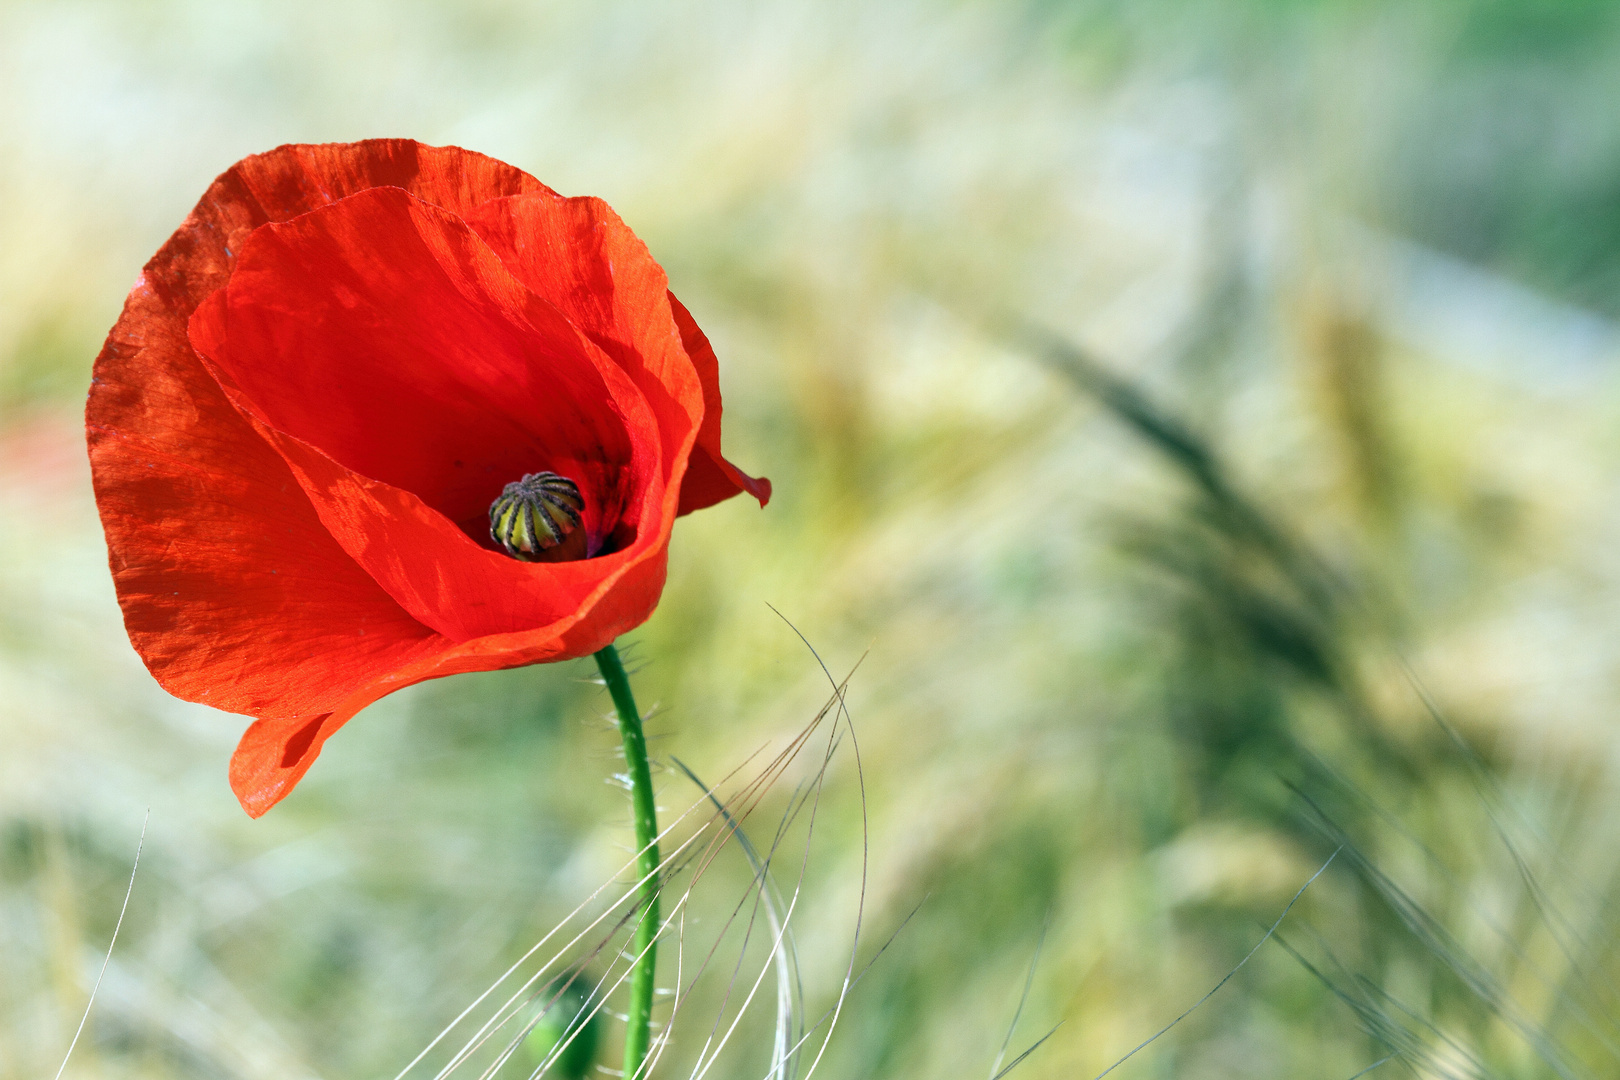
[6,1,1620,1077]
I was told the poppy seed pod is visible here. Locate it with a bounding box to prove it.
[87,140,769,817]
[489,472,588,562]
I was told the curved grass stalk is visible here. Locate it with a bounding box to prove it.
[675,758,823,1080]
[673,757,805,1080]
[1089,848,1341,1080]
[764,609,868,1080]
[53,811,148,1080]
[612,667,857,1080]
[429,756,789,1080]
[408,660,759,1080]
[411,638,863,1080]
[430,832,682,1080]
[640,676,857,1080]
[635,698,838,1080]
[989,915,1050,1080]
[406,760,759,1080]
[489,891,685,1080]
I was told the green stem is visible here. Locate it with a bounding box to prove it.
[594,643,660,1080]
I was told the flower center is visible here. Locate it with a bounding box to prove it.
[489,472,587,562]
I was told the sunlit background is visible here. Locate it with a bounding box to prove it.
[6,1,1620,1078]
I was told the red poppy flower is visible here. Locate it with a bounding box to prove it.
[87,140,769,817]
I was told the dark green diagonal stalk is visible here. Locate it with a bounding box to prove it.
[594,643,661,1080]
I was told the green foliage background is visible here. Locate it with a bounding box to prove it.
[4,1,1620,1078]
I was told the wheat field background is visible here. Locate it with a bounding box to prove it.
[5,2,1620,1078]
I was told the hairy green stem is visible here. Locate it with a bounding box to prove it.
[594,643,660,1080]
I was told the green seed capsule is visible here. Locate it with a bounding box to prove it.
[524,974,600,1080]
[489,472,584,560]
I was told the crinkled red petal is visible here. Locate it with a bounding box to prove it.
[187,186,673,642]
[460,193,768,515]
[190,187,638,554]
[667,294,772,514]
[92,141,561,815]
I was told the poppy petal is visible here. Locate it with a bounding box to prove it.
[666,294,772,514]
[88,142,559,715]
[224,542,670,816]
[90,142,560,815]
[188,187,672,642]
[460,196,767,515]
[461,194,699,444]
[90,286,446,718]
[189,186,640,551]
